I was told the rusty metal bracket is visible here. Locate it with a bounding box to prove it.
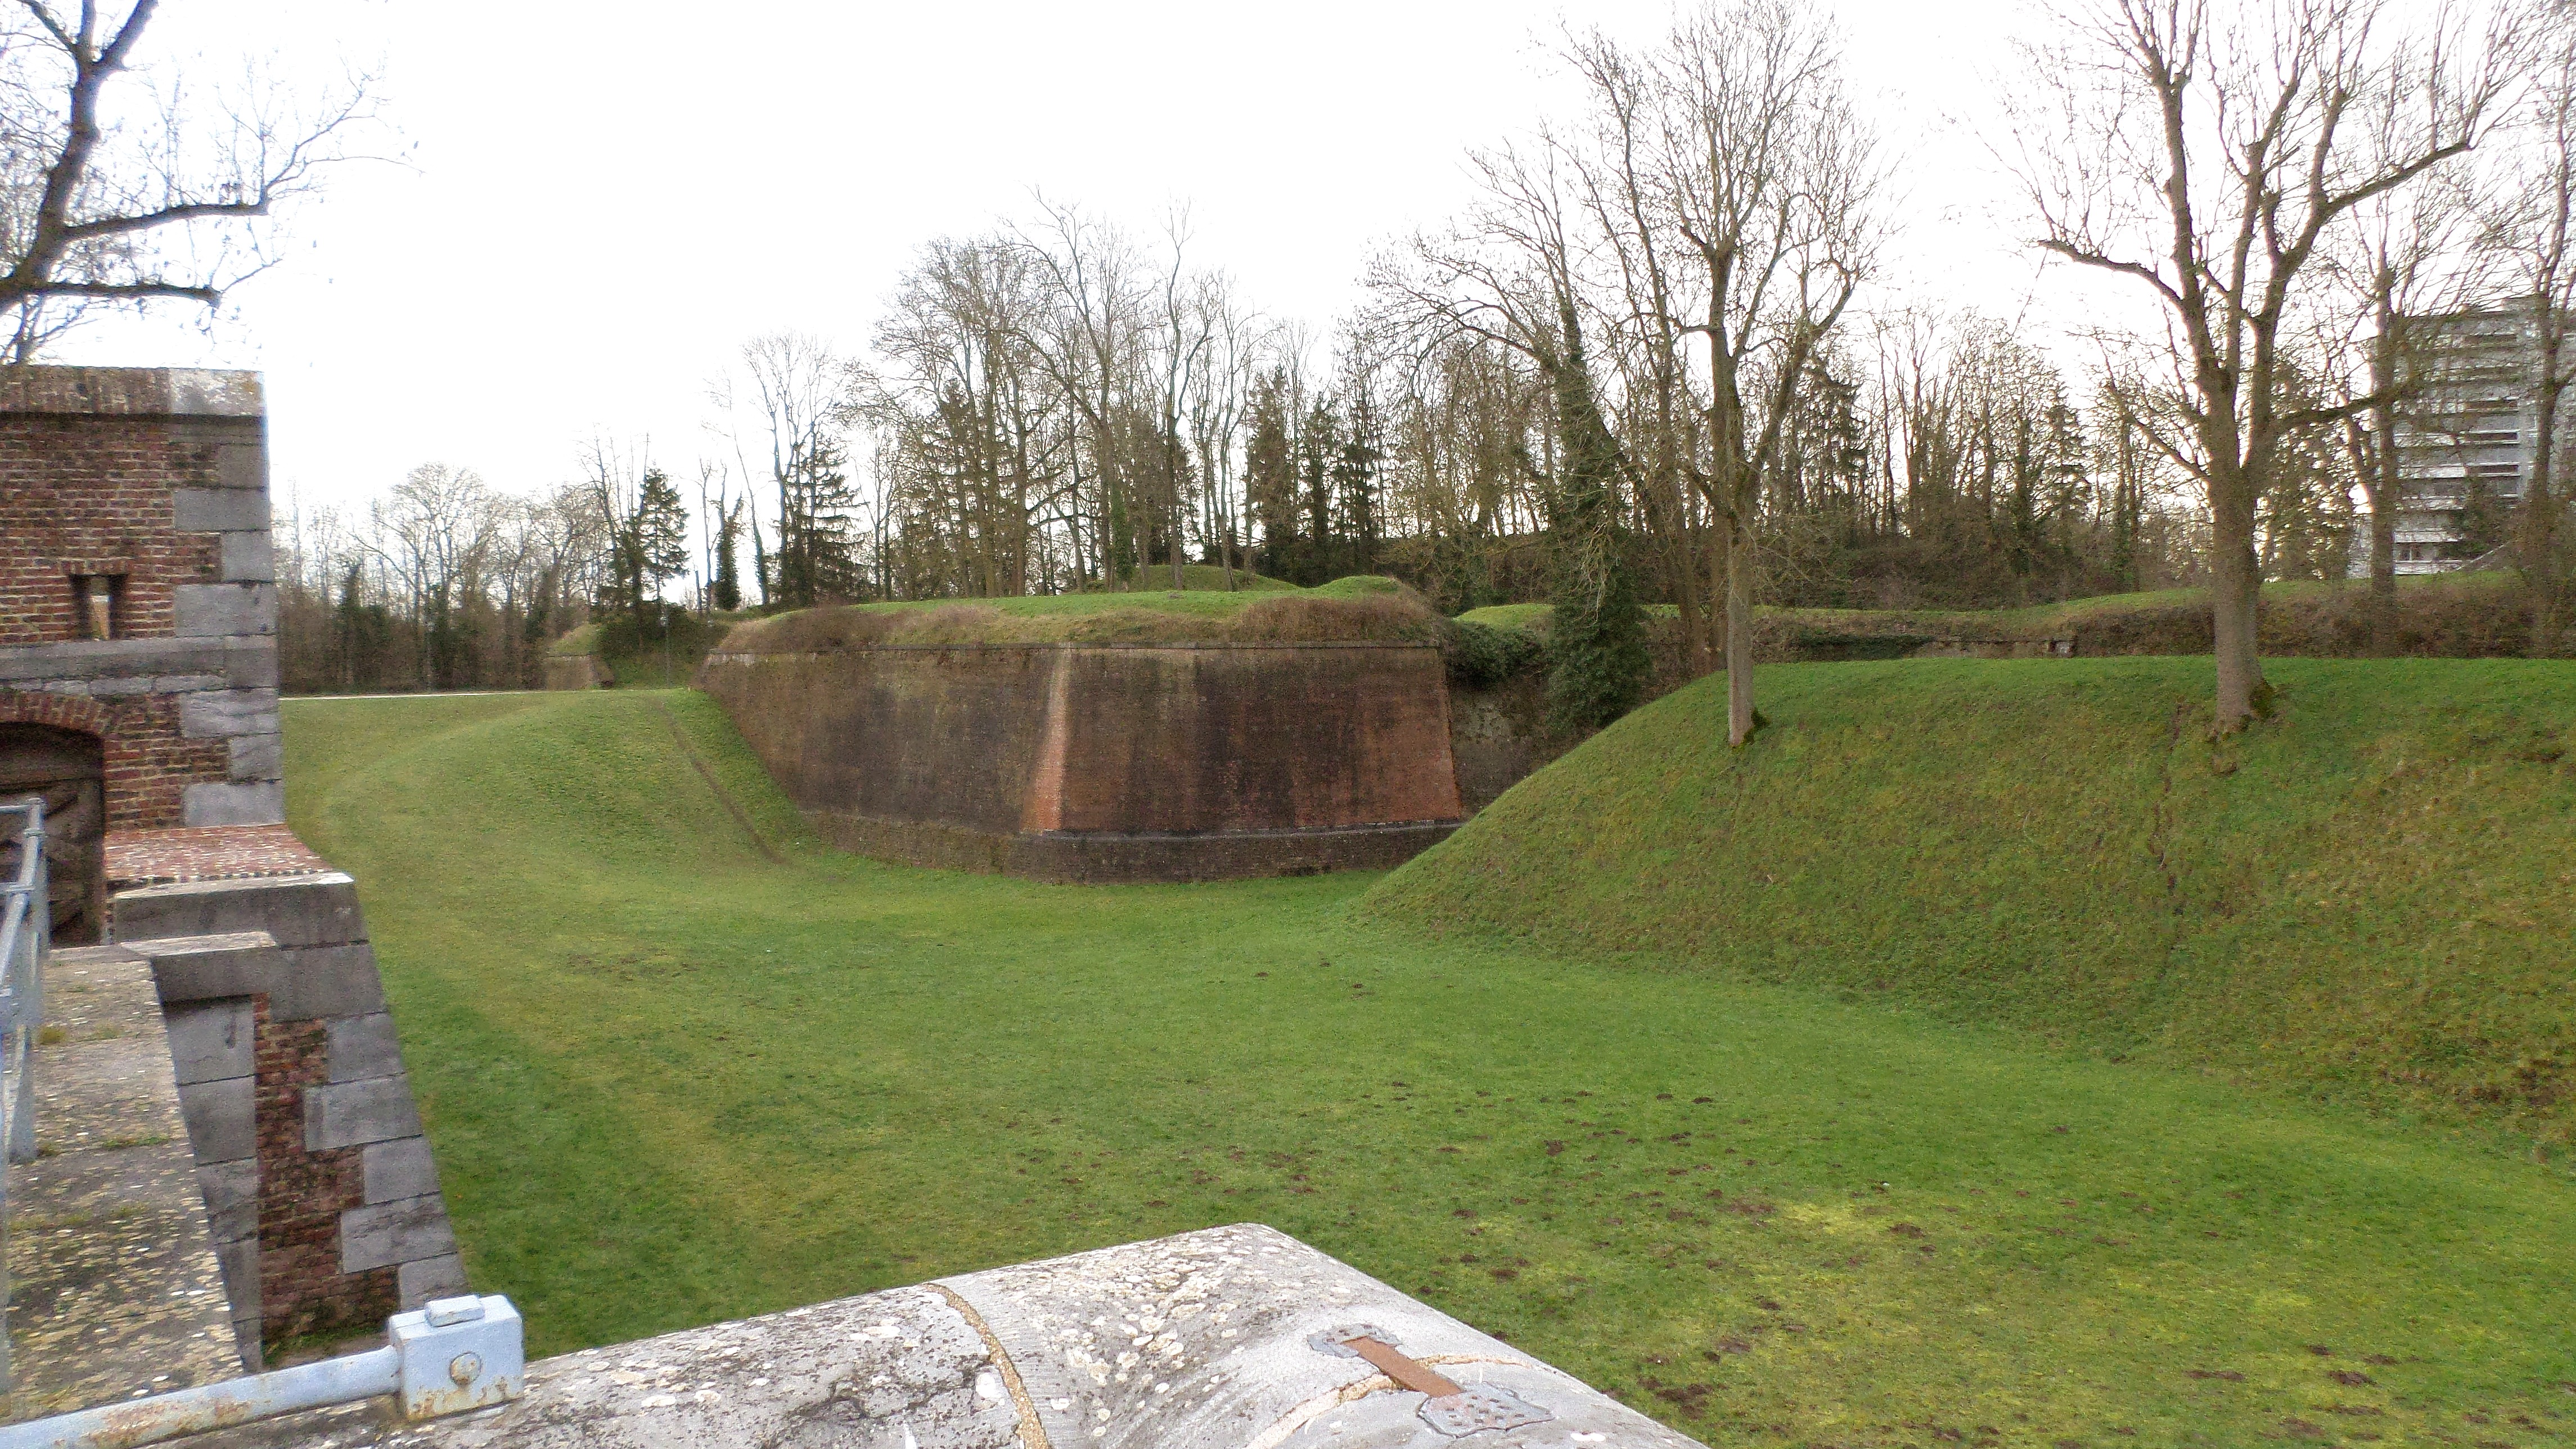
[1307,1326,1555,1439]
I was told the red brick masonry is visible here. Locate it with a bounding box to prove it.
[106,824,328,887]
[254,1002,397,1344]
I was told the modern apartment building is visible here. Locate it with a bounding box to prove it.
[2363,302,2546,575]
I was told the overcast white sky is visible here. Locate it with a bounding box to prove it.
[51,0,2095,517]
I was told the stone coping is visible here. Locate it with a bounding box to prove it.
[173,1224,1704,1448]
[0,367,262,418]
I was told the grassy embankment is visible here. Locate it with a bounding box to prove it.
[1366,657,2576,1137]
[286,675,2575,1447]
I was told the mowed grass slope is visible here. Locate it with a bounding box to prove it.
[287,688,2576,1447]
[1369,657,2576,1139]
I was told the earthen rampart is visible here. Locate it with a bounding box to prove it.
[700,641,1466,882]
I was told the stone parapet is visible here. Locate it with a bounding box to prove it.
[104,866,462,1364]
[177,1224,1705,1449]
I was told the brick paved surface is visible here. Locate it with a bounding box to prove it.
[104,825,329,887]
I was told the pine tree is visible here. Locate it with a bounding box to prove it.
[711,499,744,612]
[611,467,691,639]
[1244,369,1299,568]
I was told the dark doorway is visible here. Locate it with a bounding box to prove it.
[0,724,107,945]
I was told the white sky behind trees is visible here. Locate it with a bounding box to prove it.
[50,0,2114,516]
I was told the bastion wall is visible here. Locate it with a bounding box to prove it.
[699,642,1468,881]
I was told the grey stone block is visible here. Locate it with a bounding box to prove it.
[397,1253,470,1308]
[166,997,254,1085]
[173,487,269,531]
[229,1319,263,1374]
[328,1012,404,1083]
[271,944,386,1021]
[305,1073,422,1151]
[0,638,231,684]
[179,688,280,739]
[175,1075,255,1164]
[183,779,285,827]
[220,530,275,583]
[173,583,275,639]
[215,440,266,489]
[223,642,280,689]
[138,933,281,1004]
[153,673,231,693]
[116,873,361,949]
[214,1234,261,1320]
[362,1136,442,1204]
[196,1158,260,1243]
[338,1194,456,1273]
[228,731,283,782]
[88,674,153,696]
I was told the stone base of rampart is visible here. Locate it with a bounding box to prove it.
[813,811,1460,883]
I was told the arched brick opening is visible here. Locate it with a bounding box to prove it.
[0,712,108,944]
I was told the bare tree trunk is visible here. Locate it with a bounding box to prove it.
[2209,470,2266,721]
[1719,506,1756,747]
[2366,459,2398,655]
[2527,322,2565,654]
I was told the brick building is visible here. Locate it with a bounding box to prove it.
[1,366,282,941]
[2,365,461,1369]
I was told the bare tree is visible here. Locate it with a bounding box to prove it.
[2016,0,2511,726]
[1601,0,1883,746]
[2483,11,2576,654]
[2313,123,2483,655]
[717,334,857,608]
[370,464,494,692]
[0,1,374,358]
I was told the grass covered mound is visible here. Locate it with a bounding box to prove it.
[716,574,1451,649]
[1364,657,2576,1136]
[1460,571,2534,661]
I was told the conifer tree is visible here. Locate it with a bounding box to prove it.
[1543,308,1650,734]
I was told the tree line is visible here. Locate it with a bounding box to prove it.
[7,0,2573,734]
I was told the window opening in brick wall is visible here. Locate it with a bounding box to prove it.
[69,572,123,640]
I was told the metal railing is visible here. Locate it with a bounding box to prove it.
[0,1295,522,1449]
[0,795,49,1396]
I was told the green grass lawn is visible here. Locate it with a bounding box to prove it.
[286,685,2575,1448]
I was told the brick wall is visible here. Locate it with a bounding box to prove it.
[0,414,225,647]
[699,642,1469,883]
[0,367,282,829]
[253,1007,399,1343]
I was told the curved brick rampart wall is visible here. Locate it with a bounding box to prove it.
[699,643,1465,881]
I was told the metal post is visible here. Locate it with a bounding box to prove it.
[0,793,50,1396]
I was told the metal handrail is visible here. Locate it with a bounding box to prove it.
[0,1295,523,1449]
[0,794,48,1396]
